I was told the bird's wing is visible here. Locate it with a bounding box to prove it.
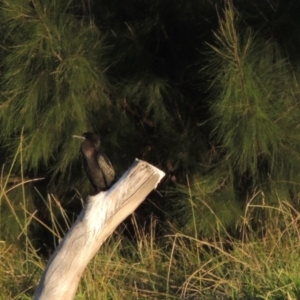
[98,153,115,179]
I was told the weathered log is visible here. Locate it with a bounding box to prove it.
[34,159,165,300]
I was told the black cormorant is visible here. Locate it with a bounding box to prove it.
[73,132,115,192]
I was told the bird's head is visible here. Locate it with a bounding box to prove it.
[73,132,101,148]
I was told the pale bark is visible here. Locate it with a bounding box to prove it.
[34,159,165,300]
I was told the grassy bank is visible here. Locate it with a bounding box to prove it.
[1,179,300,299]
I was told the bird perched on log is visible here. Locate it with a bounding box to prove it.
[73,132,115,193]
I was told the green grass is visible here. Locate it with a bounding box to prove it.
[1,160,300,299]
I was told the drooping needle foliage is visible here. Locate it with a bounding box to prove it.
[1,0,300,237]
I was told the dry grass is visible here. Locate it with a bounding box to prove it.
[1,158,300,299]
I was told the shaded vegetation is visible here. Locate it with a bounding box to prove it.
[1,0,300,297]
[1,0,300,234]
[1,178,300,299]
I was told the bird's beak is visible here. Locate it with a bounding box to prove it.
[72,135,85,140]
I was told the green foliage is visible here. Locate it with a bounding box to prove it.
[2,0,300,241]
[208,2,300,184]
[171,170,238,237]
[2,179,300,299]
[3,1,300,298]
[0,0,111,175]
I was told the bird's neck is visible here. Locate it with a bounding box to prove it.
[81,141,96,158]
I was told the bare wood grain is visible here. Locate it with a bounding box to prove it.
[34,159,165,300]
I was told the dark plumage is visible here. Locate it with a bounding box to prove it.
[73,132,115,192]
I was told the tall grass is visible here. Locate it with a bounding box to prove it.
[1,150,300,299]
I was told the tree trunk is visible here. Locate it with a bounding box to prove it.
[34,159,165,300]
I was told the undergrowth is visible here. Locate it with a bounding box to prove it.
[1,149,300,300]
